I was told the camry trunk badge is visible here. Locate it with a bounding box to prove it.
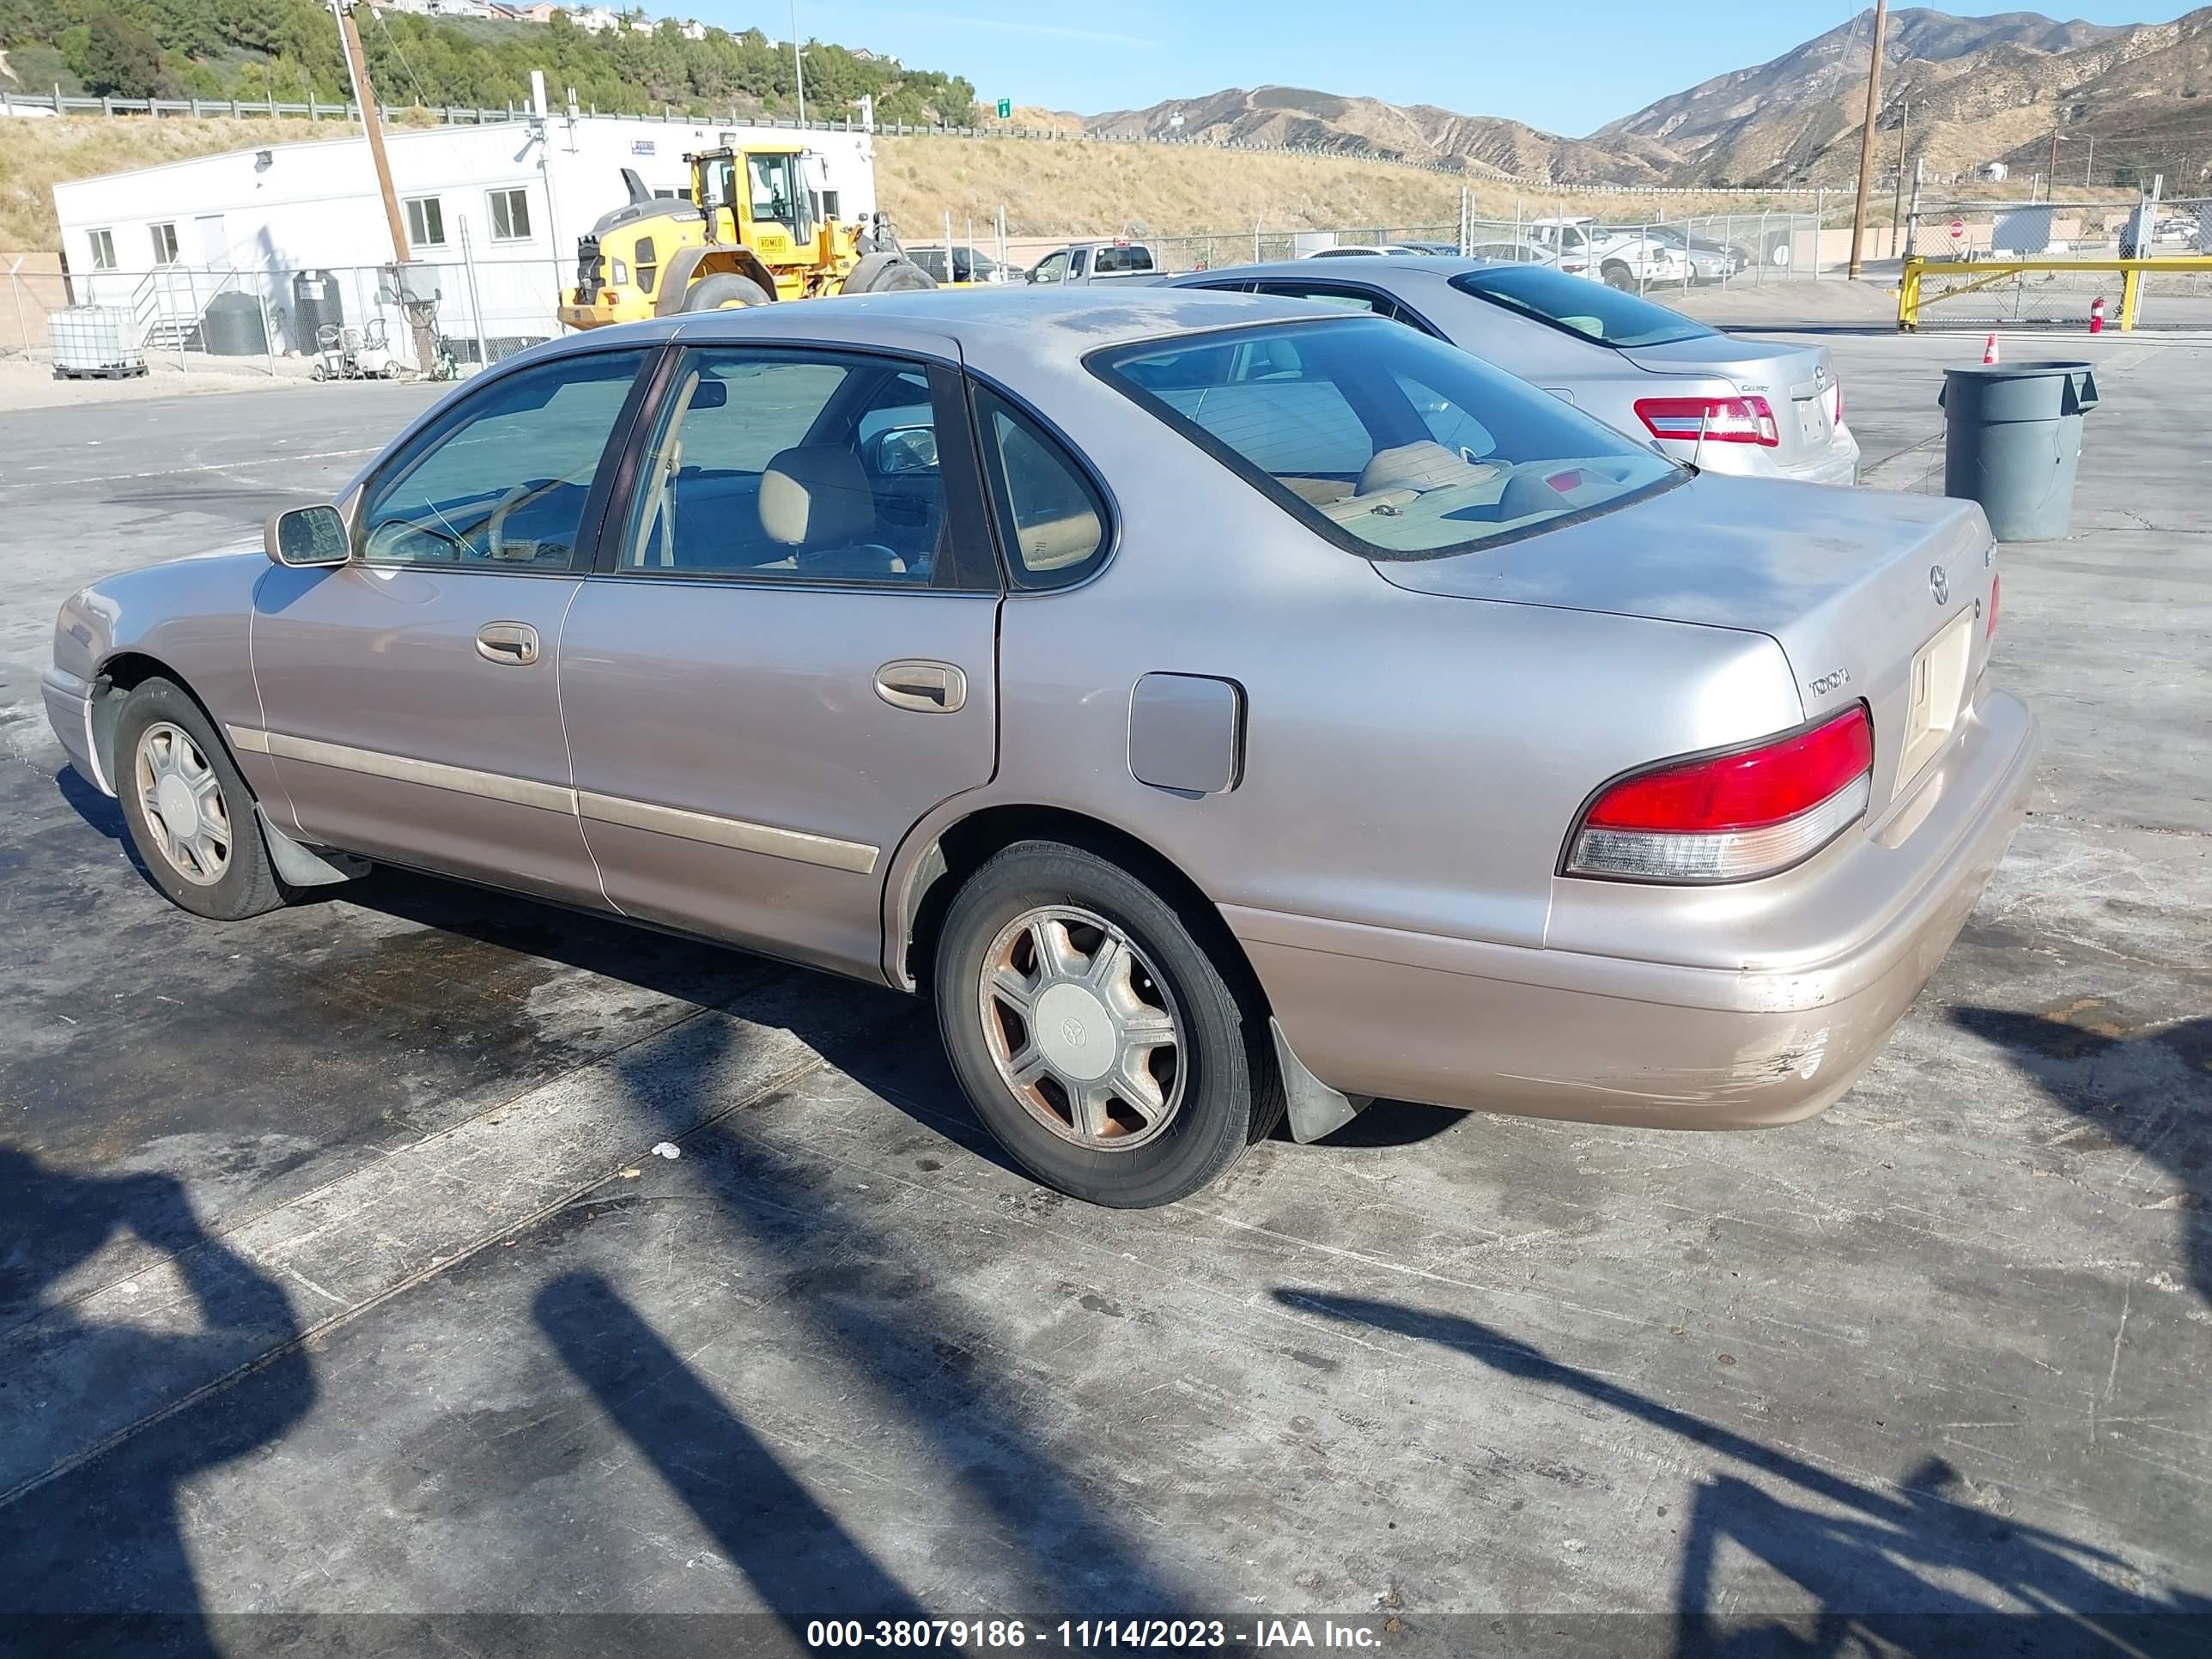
[1930,565,1950,605]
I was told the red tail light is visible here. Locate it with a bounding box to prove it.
[1829,380,1844,426]
[1986,573,2000,640]
[1565,706,1875,883]
[1634,395,1780,447]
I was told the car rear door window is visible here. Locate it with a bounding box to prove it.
[621,348,954,586]
[1093,317,1679,559]
[973,388,1109,588]
[357,348,650,569]
[1251,282,1384,313]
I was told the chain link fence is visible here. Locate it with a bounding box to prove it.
[4,251,565,374]
[1900,198,2212,327]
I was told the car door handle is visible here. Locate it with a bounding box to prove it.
[876,659,965,714]
[475,622,541,666]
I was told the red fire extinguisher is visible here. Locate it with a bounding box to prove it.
[2089,295,2107,334]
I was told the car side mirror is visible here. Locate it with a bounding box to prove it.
[865,425,939,476]
[265,504,349,568]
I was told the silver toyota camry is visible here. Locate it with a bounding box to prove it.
[1167,256,1861,485]
[44,289,2033,1207]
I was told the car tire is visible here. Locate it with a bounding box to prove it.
[843,252,939,295]
[681,272,772,311]
[934,839,1282,1207]
[112,678,288,922]
[1602,260,1635,291]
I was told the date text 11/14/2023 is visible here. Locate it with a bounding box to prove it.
[804,1619,1389,1650]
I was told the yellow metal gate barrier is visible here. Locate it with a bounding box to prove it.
[1899,256,2212,331]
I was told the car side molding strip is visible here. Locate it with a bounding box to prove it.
[578,791,880,875]
[251,729,578,814]
[228,726,879,877]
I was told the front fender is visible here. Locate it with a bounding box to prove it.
[59,546,274,798]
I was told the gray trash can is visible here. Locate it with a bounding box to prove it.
[1938,360,2100,541]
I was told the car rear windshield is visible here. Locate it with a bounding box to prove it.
[1450,266,1713,349]
[1094,245,1154,273]
[1091,317,1679,560]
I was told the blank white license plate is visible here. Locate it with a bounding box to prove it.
[1899,610,1975,783]
[1796,398,1827,444]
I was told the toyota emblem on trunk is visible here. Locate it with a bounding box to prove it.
[1929,565,1950,605]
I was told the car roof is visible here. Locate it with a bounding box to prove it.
[1169,256,1505,283]
[507,285,1358,378]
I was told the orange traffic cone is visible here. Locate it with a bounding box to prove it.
[1982,332,2001,364]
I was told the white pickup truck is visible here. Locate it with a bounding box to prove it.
[1024,241,1160,285]
[1522,216,1690,290]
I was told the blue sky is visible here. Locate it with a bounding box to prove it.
[719,3,2201,137]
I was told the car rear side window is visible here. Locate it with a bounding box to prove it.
[1092,317,1679,560]
[1449,266,1712,349]
[973,388,1109,589]
[357,349,650,569]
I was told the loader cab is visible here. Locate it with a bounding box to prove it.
[693,146,817,255]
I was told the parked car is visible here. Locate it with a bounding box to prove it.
[1523,215,1689,289]
[903,244,1009,285]
[1638,223,1749,283]
[1024,240,1158,284]
[1165,257,1860,485]
[46,289,2033,1207]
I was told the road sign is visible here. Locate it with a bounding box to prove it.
[1948,217,1965,240]
[997,98,1012,119]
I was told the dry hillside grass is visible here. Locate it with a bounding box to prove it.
[873,133,1822,240]
[3,115,1833,256]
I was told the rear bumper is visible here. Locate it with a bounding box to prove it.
[1682,425,1862,487]
[1232,689,2039,1130]
[41,665,105,793]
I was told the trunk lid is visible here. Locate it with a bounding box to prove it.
[1373,473,1996,814]
[1623,335,1841,470]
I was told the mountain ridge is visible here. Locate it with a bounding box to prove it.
[1088,9,2212,192]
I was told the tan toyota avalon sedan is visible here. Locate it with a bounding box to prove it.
[44,289,2039,1206]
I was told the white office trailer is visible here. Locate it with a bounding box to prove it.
[52,113,881,368]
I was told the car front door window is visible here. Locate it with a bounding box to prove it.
[359,350,650,568]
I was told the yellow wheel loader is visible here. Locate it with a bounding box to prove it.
[558,144,934,330]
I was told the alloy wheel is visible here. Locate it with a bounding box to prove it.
[135,720,232,887]
[978,905,1185,1150]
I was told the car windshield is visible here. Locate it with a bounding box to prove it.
[1092,317,1679,560]
[1450,266,1712,349]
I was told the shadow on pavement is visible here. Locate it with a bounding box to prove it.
[535,1271,931,1633]
[1276,1290,2211,1656]
[1952,1009,2210,1304]
[0,1150,317,1656]
[588,1012,1197,1613]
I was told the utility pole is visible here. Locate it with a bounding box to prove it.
[2084,133,2094,186]
[1889,94,1909,260]
[331,0,409,265]
[788,0,805,125]
[330,0,436,371]
[1847,0,1888,279]
[2049,124,2063,197]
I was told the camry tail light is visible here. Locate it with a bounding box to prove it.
[1986,573,2000,639]
[1828,380,1844,426]
[1634,395,1780,447]
[1565,705,1875,883]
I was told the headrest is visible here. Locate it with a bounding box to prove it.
[759,446,876,548]
[1358,440,1502,496]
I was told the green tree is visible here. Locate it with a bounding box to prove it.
[81,7,170,96]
